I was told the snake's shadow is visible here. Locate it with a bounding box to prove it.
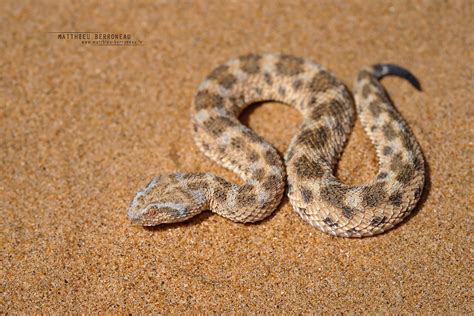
[143,212,214,231]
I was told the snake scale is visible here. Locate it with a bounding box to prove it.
[127,53,425,237]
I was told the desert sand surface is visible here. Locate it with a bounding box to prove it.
[1,0,472,313]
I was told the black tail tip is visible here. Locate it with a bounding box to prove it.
[373,64,422,91]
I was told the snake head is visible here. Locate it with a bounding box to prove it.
[127,175,201,226]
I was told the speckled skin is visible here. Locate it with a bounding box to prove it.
[128,53,425,237]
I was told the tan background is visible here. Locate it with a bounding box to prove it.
[1,0,472,313]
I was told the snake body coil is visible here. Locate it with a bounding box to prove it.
[128,53,425,237]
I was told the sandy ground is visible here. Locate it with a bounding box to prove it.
[1,0,472,313]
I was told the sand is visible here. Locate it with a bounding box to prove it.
[1,0,472,313]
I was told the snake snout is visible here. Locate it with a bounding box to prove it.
[128,176,197,225]
[128,177,162,224]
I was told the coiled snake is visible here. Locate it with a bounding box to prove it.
[127,53,425,237]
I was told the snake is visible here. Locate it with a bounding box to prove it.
[127,53,425,237]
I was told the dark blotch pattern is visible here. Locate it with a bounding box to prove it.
[247,150,259,162]
[389,192,403,207]
[276,55,305,76]
[357,70,371,82]
[239,54,261,74]
[300,187,313,204]
[309,71,339,93]
[385,108,399,122]
[383,146,393,156]
[390,153,404,172]
[342,207,354,219]
[320,184,350,208]
[361,183,387,208]
[264,73,273,85]
[295,127,329,152]
[310,100,331,120]
[293,79,303,91]
[323,217,338,227]
[207,65,238,89]
[230,137,245,149]
[382,123,398,140]
[236,185,256,207]
[310,99,348,124]
[207,65,228,80]
[220,74,237,89]
[396,165,415,184]
[334,123,346,137]
[203,116,237,137]
[252,168,265,181]
[294,155,325,179]
[369,101,382,117]
[213,177,232,203]
[264,150,280,166]
[362,85,371,99]
[194,91,224,110]
[262,175,281,191]
[370,216,387,226]
[278,87,286,96]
